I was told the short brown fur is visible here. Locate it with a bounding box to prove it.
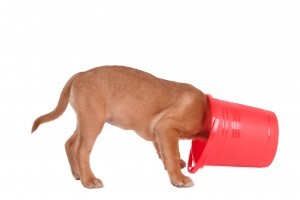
[32,66,211,188]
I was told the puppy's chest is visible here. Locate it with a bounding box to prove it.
[178,122,209,140]
[180,131,209,140]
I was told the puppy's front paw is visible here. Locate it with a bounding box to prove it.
[180,159,186,169]
[171,175,194,188]
[81,177,104,189]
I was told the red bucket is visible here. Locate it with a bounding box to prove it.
[188,95,279,173]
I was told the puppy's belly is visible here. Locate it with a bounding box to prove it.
[106,117,132,131]
[105,116,157,141]
[106,117,117,126]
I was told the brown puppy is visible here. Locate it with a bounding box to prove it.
[32,66,211,188]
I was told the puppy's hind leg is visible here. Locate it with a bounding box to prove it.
[65,129,80,180]
[73,108,106,189]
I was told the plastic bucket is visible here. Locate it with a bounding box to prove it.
[188,94,279,173]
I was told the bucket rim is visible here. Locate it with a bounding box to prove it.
[188,94,218,173]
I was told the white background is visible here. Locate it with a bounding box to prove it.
[0,0,299,199]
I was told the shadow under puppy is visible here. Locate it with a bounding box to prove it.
[32,66,211,188]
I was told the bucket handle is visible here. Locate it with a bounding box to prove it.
[188,118,220,173]
[188,149,198,173]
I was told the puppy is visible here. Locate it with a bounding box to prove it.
[32,66,211,188]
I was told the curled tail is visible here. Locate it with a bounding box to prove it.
[31,73,78,133]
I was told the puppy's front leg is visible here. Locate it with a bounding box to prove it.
[155,120,194,188]
[153,141,186,169]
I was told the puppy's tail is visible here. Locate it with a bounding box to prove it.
[31,73,79,133]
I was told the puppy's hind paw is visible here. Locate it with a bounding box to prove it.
[171,176,194,188]
[81,178,104,189]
